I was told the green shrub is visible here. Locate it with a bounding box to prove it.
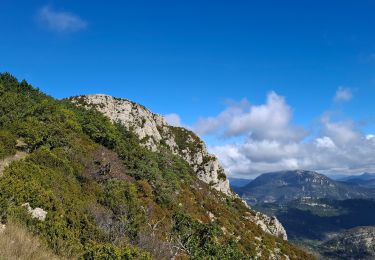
[0,130,16,159]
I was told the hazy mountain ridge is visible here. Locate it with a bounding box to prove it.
[339,173,375,188]
[235,170,375,205]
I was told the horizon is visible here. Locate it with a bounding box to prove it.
[2,1,375,178]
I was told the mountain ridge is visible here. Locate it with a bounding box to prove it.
[235,170,375,205]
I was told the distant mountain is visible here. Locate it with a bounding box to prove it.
[340,173,375,188]
[235,170,375,205]
[318,226,375,259]
[342,172,375,181]
[228,177,252,187]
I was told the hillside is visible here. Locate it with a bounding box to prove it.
[235,170,374,205]
[0,73,312,259]
[318,226,375,259]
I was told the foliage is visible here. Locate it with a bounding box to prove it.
[0,130,17,159]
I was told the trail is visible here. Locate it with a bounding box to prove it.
[0,152,28,176]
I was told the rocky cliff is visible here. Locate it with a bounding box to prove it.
[71,94,231,195]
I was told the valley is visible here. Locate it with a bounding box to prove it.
[234,170,375,259]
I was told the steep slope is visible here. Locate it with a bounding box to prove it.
[70,94,231,195]
[318,226,375,259]
[0,74,313,259]
[236,170,374,205]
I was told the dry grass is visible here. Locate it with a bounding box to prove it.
[0,222,61,260]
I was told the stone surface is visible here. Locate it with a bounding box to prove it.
[242,200,288,240]
[22,203,47,221]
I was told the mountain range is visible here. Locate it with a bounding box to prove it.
[234,170,375,205]
[339,173,375,188]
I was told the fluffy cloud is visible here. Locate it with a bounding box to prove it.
[198,92,375,178]
[334,86,353,102]
[194,92,307,142]
[165,113,182,127]
[38,6,87,33]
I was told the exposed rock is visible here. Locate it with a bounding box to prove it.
[22,203,47,221]
[207,211,216,222]
[244,210,288,240]
[256,213,288,241]
[70,94,232,195]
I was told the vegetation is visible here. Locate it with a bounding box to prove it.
[0,73,313,259]
[0,221,60,260]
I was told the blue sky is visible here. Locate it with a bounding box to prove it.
[1,1,375,177]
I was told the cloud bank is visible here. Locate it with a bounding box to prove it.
[194,90,375,178]
[38,6,87,33]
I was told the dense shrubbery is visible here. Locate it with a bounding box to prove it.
[0,130,16,159]
[0,73,313,259]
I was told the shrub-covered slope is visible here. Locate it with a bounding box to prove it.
[0,73,313,259]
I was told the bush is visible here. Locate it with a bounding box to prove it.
[83,243,151,260]
[0,130,16,159]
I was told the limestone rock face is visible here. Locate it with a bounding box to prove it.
[71,94,232,195]
[255,213,288,240]
[243,201,288,240]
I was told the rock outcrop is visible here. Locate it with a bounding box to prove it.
[243,205,288,240]
[71,94,231,195]
[22,203,47,221]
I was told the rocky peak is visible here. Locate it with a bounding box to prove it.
[70,94,232,195]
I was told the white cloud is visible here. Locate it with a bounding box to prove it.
[38,6,87,33]
[165,113,182,127]
[315,136,336,149]
[194,91,307,142]
[334,86,353,102]
[197,92,375,178]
